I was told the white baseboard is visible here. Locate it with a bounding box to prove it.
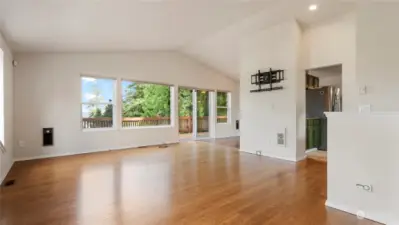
[239,150,300,162]
[14,142,179,162]
[214,135,240,139]
[325,200,387,224]
[242,150,308,162]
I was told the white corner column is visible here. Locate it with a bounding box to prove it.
[239,20,305,161]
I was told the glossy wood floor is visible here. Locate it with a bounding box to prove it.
[199,137,240,149]
[0,141,380,225]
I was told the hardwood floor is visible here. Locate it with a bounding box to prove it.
[0,142,380,225]
[307,150,327,163]
[199,137,240,149]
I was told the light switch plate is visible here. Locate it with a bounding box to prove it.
[359,86,367,95]
[359,105,371,113]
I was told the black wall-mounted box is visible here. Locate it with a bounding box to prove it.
[43,128,53,146]
[236,120,239,130]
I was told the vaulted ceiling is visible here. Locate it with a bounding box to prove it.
[0,0,354,79]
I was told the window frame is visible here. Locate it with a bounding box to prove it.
[120,79,174,130]
[80,75,117,131]
[216,91,230,124]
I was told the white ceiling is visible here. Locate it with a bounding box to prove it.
[0,0,275,52]
[0,0,354,79]
[182,0,355,79]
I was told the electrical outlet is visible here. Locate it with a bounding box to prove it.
[356,184,373,192]
[256,151,262,156]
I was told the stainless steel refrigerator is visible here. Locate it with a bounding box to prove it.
[306,86,341,150]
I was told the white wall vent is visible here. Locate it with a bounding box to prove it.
[277,128,286,147]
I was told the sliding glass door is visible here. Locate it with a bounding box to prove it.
[178,88,211,140]
[178,88,194,139]
[195,90,210,138]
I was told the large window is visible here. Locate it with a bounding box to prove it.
[217,91,229,123]
[121,80,171,128]
[81,76,115,129]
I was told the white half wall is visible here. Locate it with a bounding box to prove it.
[13,52,239,160]
[326,112,398,224]
[240,20,305,161]
[0,32,14,183]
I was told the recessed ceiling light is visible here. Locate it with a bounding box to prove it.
[309,4,318,11]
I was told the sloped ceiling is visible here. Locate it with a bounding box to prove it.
[182,0,355,79]
[0,0,354,79]
[0,0,276,52]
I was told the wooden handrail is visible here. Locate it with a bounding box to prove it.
[82,116,228,130]
[82,116,227,121]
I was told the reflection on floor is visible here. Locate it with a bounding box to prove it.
[1,142,379,225]
[199,136,240,149]
[307,150,327,162]
[179,132,209,139]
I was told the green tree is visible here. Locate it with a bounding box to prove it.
[217,92,228,107]
[196,91,209,117]
[90,107,103,118]
[102,103,113,118]
[216,92,228,121]
[122,83,170,117]
[178,89,192,117]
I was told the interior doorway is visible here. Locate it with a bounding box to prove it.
[178,88,211,140]
[305,64,342,162]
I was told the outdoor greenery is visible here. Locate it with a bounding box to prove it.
[217,92,228,107]
[178,88,192,117]
[196,90,209,117]
[122,82,171,117]
[87,82,227,119]
[217,92,228,122]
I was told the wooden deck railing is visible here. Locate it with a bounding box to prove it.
[82,116,227,131]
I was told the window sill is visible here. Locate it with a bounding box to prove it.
[82,128,116,132]
[217,122,230,125]
[121,125,173,130]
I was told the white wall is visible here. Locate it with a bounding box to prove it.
[240,20,305,161]
[13,52,239,160]
[326,113,398,224]
[0,32,14,183]
[357,3,399,112]
[303,13,357,112]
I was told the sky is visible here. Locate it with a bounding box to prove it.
[81,77,134,117]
